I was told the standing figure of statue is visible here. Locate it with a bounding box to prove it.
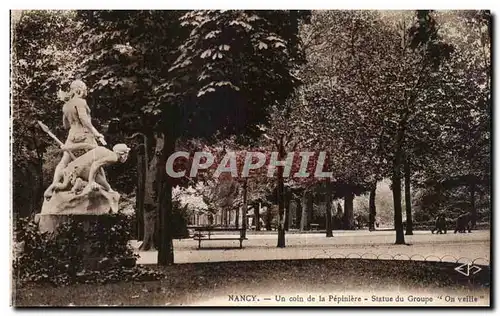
[44,80,107,200]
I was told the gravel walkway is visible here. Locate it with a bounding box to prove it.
[133,230,490,265]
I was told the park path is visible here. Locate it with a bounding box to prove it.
[134,230,490,265]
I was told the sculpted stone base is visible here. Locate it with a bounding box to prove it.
[40,186,120,219]
[38,187,119,233]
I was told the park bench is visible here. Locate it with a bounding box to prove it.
[310,223,320,231]
[193,226,247,249]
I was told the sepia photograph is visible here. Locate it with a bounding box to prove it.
[9,8,491,307]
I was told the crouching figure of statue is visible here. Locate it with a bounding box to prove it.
[39,143,130,219]
[52,143,130,195]
[37,143,130,234]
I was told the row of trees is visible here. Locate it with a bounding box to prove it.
[283,10,490,243]
[12,10,490,265]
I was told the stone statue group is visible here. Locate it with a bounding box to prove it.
[39,80,130,219]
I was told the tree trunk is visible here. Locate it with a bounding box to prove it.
[277,137,286,248]
[266,205,272,231]
[140,133,162,251]
[306,191,313,230]
[157,107,177,266]
[392,116,406,244]
[295,197,302,229]
[157,176,174,265]
[368,184,376,231]
[235,207,240,228]
[470,183,476,228]
[136,141,146,240]
[300,192,308,232]
[343,191,354,230]
[254,202,261,231]
[404,156,413,235]
[284,188,291,231]
[242,179,248,238]
[392,157,405,244]
[325,183,333,237]
[140,204,156,251]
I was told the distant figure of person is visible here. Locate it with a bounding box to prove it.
[454,212,472,234]
[431,214,447,234]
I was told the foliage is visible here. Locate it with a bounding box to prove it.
[412,184,490,223]
[164,10,311,139]
[75,10,310,140]
[13,214,164,286]
[12,10,79,147]
[298,10,456,184]
[412,11,490,185]
[75,10,186,132]
[14,217,84,285]
[176,180,239,213]
[298,11,393,189]
[11,10,80,218]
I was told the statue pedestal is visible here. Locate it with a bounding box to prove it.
[37,187,120,233]
[35,188,135,270]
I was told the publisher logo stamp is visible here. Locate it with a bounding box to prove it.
[455,263,482,276]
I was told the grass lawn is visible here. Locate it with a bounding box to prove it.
[13,259,490,307]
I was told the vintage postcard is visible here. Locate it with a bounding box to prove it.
[10,9,491,307]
